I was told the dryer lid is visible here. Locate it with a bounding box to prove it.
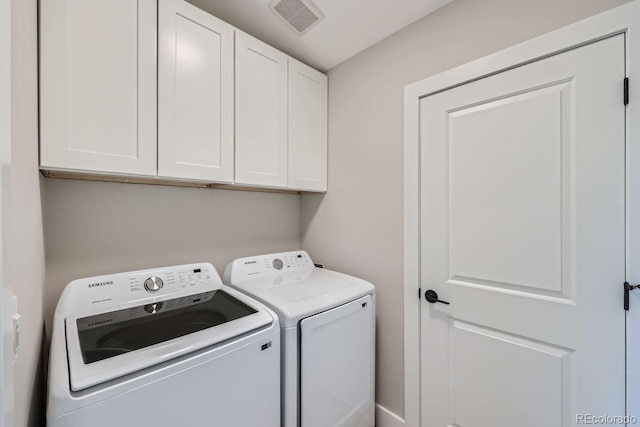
[224,251,375,327]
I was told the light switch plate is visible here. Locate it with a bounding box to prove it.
[12,295,19,360]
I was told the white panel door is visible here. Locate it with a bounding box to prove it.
[288,58,327,192]
[40,0,157,176]
[300,295,375,427]
[235,31,288,188]
[158,0,234,183]
[419,35,625,427]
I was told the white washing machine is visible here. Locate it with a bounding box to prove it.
[223,251,375,427]
[47,262,280,427]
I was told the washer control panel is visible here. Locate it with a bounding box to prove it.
[225,251,314,284]
[65,263,222,312]
[130,267,214,294]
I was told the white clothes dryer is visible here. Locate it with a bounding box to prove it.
[47,262,280,427]
[224,251,375,427]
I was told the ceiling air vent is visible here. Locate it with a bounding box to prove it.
[268,0,325,35]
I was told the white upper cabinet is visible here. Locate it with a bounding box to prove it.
[40,0,157,176]
[40,2,327,191]
[158,0,234,183]
[288,59,327,192]
[235,31,289,188]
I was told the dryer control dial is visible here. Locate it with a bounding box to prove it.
[144,276,163,292]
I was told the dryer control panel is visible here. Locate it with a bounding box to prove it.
[224,251,314,284]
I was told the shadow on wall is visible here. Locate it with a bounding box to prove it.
[300,192,325,246]
[28,325,47,427]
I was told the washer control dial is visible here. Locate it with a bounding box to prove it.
[272,259,284,270]
[144,276,163,292]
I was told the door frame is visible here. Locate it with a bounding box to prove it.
[404,1,640,426]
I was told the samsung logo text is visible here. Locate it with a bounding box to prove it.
[88,281,114,288]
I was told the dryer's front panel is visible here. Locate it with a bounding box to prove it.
[299,295,375,427]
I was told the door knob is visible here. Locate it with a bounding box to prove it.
[424,290,450,305]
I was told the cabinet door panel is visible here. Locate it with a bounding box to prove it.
[40,0,157,176]
[158,0,234,182]
[288,59,327,191]
[235,31,288,188]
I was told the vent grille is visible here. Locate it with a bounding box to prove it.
[269,0,325,35]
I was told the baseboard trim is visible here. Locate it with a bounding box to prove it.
[376,403,405,427]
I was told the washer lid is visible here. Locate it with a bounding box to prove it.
[225,252,374,327]
[65,285,273,391]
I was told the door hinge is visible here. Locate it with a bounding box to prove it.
[624,282,639,310]
[624,77,629,106]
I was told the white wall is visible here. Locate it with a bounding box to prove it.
[0,0,12,423]
[300,0,631,418]
[42,179,301,329]
[10,0,46,425]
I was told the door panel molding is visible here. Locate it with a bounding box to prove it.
[445,83,573,295]
[404,2,640,426]
[448,320,574,426]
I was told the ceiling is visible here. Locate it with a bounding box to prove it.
[187,0,452,71]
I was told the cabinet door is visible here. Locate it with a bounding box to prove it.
[288,59,327,192]
[40,0,157,176]
[158,0,234,183]
[235,31,288,188]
